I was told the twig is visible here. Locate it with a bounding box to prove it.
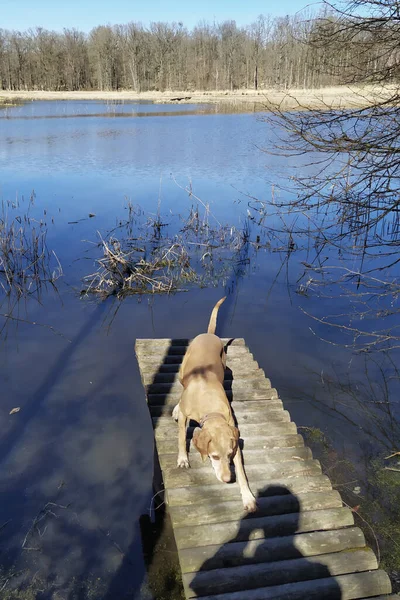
[0,313,70,341]
[342,499,381,564]
[384,451,400,460]
[0,519,11,532]
[22,502,70,551]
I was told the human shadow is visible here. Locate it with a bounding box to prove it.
[189,485,342,599]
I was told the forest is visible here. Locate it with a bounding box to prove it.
[0,8,396,92]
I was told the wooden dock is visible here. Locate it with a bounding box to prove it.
[135,338,398,600]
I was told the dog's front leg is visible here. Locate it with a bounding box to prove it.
[233,447,257,512]
[177,408,190,468]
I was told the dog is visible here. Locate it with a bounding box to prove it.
[172,296,257,512]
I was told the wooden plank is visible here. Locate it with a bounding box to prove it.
[184,570,392,600]
[158,445,312,466]
[140,362,261,378]
[162,460,321,488]
[154,422,297,441]
[169,490,342,527]
[150,398,284,417]
[155,433,305,455]
[183,548,378,597]
[138,353,256,365]
[135,338,247,347]
[147,378,272,395]
[142,369,265,384]
[174,507,354,550]
[148,387,279,405]
[179,527,366,573]
[165,475,333,507]
[153,409,291,427]
[230,406,287,420]
[142,370,265,384]
[138,362,255,374]
[136,345,251,357]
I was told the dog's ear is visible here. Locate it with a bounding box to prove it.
[230,426,240,454]
[193,427,211,462]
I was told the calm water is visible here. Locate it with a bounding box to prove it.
[0,101,398,598]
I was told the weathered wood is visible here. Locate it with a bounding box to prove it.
[169,490,342,527]
[136,345,250,357]
[135,338,394,600]
[184,548,378,597]
[141,367,265,383]
[147,387,279,405]
[139,362,257,375]
[165,475,333,507]
[174,507,354,549]
[179,527,366,573]
[135,337,247,347]
[162,459,321,488]
[184,570,392,600]
[155,433,306,455]
[142,370,265,384]
[147,378,272,395]
[140,362,262,379]
[138,353,256,365]
[150,397,284,417]
[158,445,312,467]
[153,409,291,427]
[154,422,297,441]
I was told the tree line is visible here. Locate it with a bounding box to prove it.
[0,9,396,93]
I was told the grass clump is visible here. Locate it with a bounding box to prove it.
[0,194,62,300]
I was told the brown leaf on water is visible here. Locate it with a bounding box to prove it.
[351,505,361,513]
[9,407,20,415]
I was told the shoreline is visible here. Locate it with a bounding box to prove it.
[0,85,395,110]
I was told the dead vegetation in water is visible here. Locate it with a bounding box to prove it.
[83,235,197,297]
[0,193,62,300]
[81,199,267,299]
[0,193,65,340]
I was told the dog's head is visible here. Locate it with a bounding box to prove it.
[193,422,239,483]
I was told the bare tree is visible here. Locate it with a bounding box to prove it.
[0,9,397,93]
[247,15,271,90]
[255,1,400,352]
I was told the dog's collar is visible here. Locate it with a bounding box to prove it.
[200,412,227,427]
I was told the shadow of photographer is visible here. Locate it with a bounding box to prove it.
[187,484,343,599]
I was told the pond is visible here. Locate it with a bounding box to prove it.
[0,100,399,598]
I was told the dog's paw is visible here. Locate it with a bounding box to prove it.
[172,405,179,422]
[242,492,257,513]
[177,455,190,469]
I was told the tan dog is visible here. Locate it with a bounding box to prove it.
[172,297,257,512]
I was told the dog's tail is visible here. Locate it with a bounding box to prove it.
[207,296,226,334]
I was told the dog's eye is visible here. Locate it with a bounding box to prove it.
[211,455,220,461]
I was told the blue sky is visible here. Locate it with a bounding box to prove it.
[2,0,319,32]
